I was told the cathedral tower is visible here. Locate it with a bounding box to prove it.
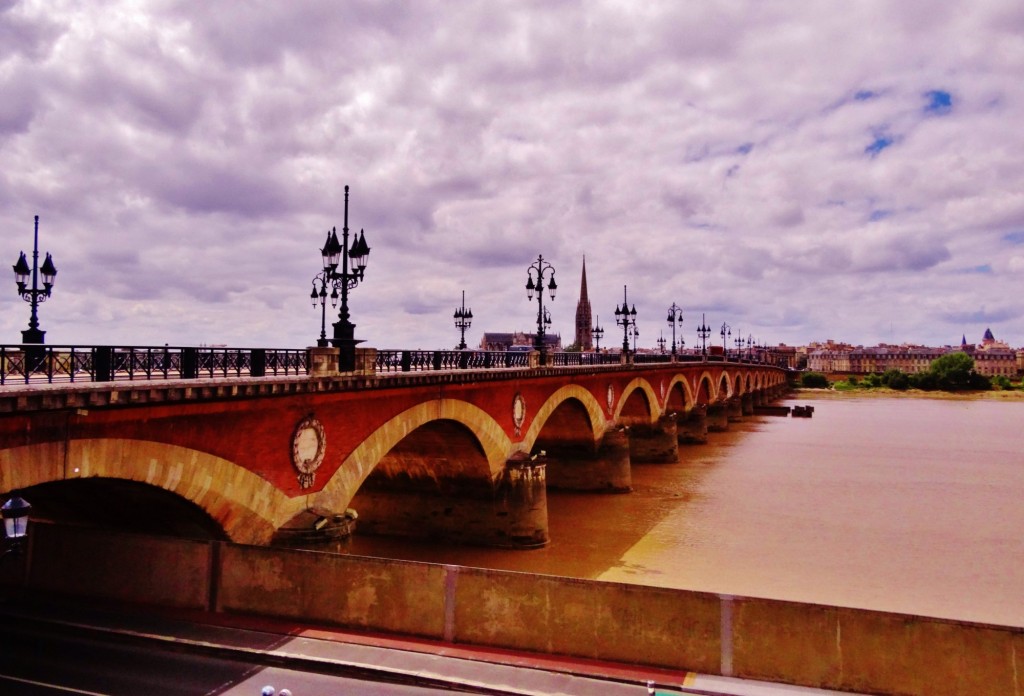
[574,257,593,351]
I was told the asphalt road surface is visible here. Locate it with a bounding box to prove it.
[0,616,463,696]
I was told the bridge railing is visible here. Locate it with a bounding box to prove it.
[375,349,532,372]
[0,345,308,385]
[1,344,778,385]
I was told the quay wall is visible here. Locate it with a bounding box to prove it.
[4,523,1021,696]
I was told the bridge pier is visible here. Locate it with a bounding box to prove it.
[741,393,754,416]
[677,405,708,445]
[627,414,678,464]
[544,427,631,493]
[706,403,729,432]
[726,398,744,422]
[351,456,549,549]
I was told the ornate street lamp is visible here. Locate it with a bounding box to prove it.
[632,325,640,353]
[734,331,745,360]
[746,334,753,360]
[309,268,336,348]
[1,493,31,558]
[525,254,557,363]
[453,290,473,350]
[614,285,637,354]
[696,313,711,357]
[720,322,731,355]
[666,303,683,358]
[12,215,57,344]
[657,332,666,354]
[592,315,604,352]
[314,186,370,371]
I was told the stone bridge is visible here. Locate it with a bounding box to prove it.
[0,360,789,549]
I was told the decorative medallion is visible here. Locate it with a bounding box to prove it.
[512,392,526,437]
[291,414,326,489]
[606,384,615,415]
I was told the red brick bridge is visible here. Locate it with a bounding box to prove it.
[1,356,788,549]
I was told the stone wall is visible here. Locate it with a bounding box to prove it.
[6,523,1021,696]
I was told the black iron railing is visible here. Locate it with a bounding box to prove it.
[374,349,530,372]
[0,345,308,385]
[1,344,775,386]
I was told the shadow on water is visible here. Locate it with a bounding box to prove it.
[344,420,767,580]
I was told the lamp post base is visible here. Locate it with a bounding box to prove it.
[21,328,45,344]
[330,320,364,372]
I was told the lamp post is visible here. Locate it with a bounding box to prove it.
[657,332,666,354]
[734,332,745,360]
[746,334,753,360]
[592,315,604,352]
[720,322,731,355]
[309,269,335,348]
[614,285,637,354]
[632,325,640,353]
[12,215,57,345]
[316,186,370,371]
[666,303,683,358]
[1,493,31,558]
[525,255,557,363]
[454,290,473,350]
[696,313,711,357]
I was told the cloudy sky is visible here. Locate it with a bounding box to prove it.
[2,1,1023,352]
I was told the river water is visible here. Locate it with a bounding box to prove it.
[347,395,1024,627]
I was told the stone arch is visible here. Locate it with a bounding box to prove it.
[693,372,717,405]
[0,439,296,545]
[718,372,732,401]
[664,375,695,413]
[313,399,512,515]
[613,378,660,424]
[734,373,744,396]
[522,384,607,454]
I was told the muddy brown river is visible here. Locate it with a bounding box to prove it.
[348,395,1024,627]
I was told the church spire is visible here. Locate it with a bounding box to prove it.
[574,256,593,350]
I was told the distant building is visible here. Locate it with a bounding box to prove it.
[574,257,593,351]
[962,328,1017,377]
[805,329,1020,378]
[479,331,561,351]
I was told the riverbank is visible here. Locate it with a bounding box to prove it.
[792,386,1024,401]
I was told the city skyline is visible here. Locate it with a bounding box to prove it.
[2,2,1022,351]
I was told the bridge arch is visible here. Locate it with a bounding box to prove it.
[522,384,607,454]
[717,373,732,401]
[693,372,718,405]
[664,375,695,413]
[613,378,660,424]
[0,439,297,545]
[313,398,512,515]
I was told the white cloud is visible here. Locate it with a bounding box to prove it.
[2,0,1023,350]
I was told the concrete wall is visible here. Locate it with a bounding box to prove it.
[7,524,1022,696]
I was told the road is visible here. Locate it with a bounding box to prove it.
[0,616,460,696]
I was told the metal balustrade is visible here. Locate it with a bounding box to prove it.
[1,344,774,385]
[0,345,308,385]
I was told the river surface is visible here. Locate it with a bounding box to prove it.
[347,395,1024,627]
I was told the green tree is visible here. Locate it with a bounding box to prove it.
[929,352,988,391]
[909,371,937,391]
[881,368,910,390]
[992,375,1013,390]
[800,371,829,388]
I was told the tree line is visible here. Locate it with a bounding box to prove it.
[800,352,1016,392]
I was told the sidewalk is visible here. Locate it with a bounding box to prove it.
[0,597,861,696]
